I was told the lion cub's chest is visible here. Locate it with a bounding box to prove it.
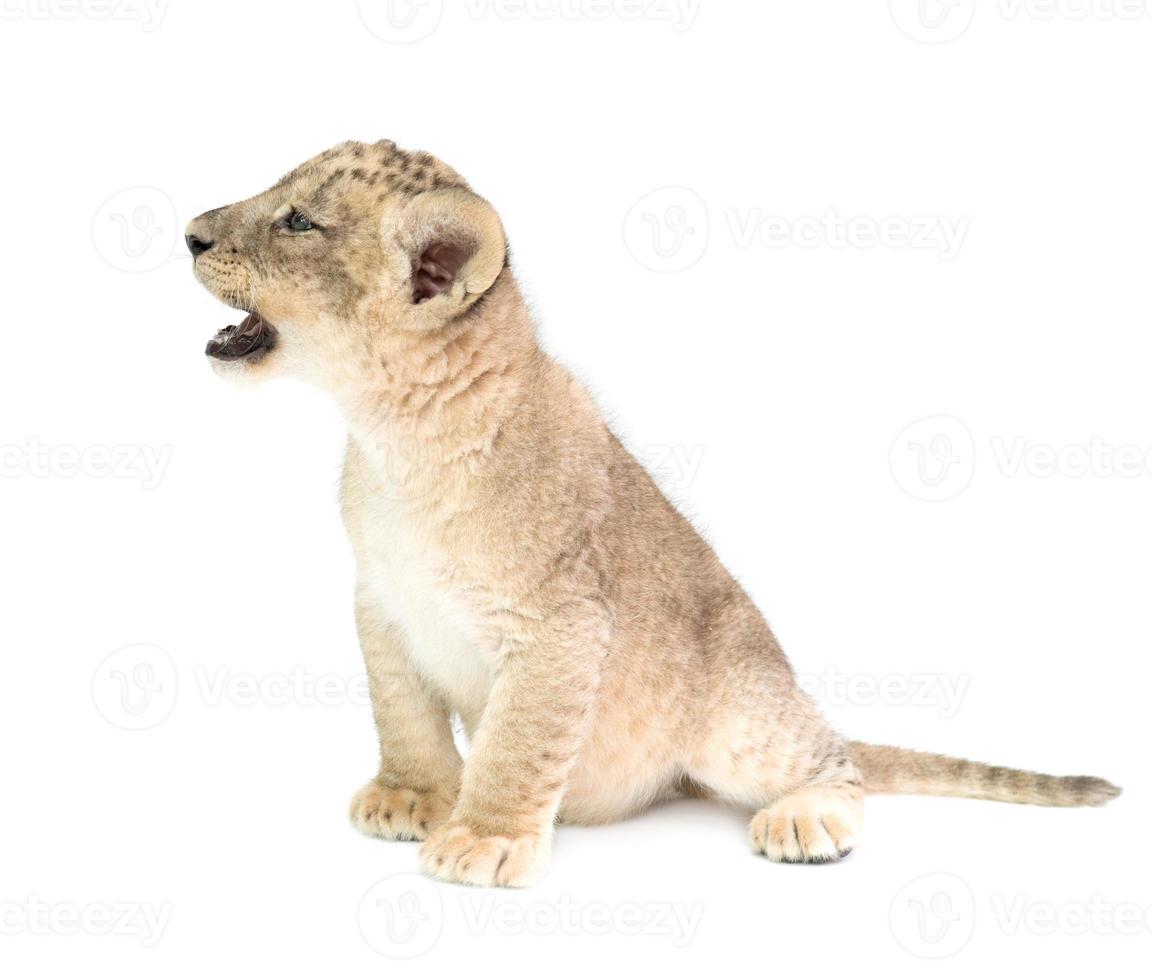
[350,494,497,723]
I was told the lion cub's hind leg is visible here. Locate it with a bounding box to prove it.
[687,675,864,864]
[748,781,863,863]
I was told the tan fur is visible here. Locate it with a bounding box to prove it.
[187,140,1120,887]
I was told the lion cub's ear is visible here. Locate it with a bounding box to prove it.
[396,187,506,322]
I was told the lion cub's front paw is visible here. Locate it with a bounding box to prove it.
[418,823,549,888]
[349,780,454,842]
[750,786,862,864]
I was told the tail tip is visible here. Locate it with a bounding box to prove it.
[1073,776,1122,806]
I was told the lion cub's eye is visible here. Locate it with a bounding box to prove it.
[278,209,316,232]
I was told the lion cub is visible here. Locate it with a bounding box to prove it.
[186,140,1119,887]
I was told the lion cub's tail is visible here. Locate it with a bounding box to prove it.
[848,741,1121,807]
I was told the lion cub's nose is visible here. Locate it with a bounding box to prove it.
[185,234,214,258]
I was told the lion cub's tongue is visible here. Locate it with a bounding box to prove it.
[206,312,270,360]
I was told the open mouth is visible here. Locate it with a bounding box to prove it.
[205,311,278,361]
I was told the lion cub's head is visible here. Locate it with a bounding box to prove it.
[185,140,507,385]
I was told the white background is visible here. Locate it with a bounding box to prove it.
[1,0,1148,975]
